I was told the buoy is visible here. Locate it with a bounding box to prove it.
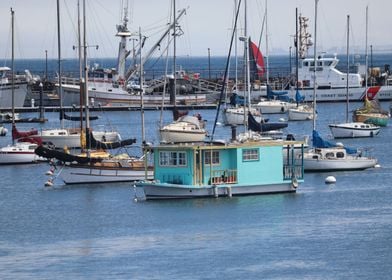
[325,176,336,184]
[279,117,286,122]
[44,179,54,187]
[374,164,381,168]
[291,177,299,188]
[45,169,54,176]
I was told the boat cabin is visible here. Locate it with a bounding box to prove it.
[298,55,362,89]
[148,139,304,188]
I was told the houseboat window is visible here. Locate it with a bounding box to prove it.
[159,151,187,167]
[336,152,345,158]
[204,150,220,165]
[304,61,309,67]
[242,148,259,161]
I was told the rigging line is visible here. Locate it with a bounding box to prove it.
[211,0,242,141]
[87,1,114,58]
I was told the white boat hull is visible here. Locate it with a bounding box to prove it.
[254,101,296,114]
[288,106,314,121]
[223,107,263,125]
[140,182,296,200]
[0,82,28,108]
[30,129,120,148]
[0,143,42,164]
[61,165,153,184]
[160,130,206,143]
[329,122,380,138]
[62,84,206,106]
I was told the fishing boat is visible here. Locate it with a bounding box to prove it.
[0,67,28,109]
[329,14,380,138]
[352,97,389,127]
[35,0,153,185]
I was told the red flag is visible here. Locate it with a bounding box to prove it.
[249,41,265,77]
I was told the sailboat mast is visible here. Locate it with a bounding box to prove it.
[365,6,369,92]
[245,0,251,132]
[265,0,269,84]
[83,0,90,145]
[139,27,145,143]
[172,0,177,106]
[11,8,15,144]
[295,8,299,95]
[312,0,318,131]
[57,0,64,129]
[77,0,84,133]
[346,15,350,123]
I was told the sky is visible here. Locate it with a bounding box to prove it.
[1,0,392,60]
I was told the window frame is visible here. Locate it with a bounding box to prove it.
[242,148,260,162]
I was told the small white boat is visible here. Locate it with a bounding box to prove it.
[0,125,7,136]
[160,115,207,143]
[0,142,42,164]
[29,128,120,148]
[254,99,296,114]
[301,147,377,171]
[223,106,263,125]
[329,122,380,138]
[288,104,315,121]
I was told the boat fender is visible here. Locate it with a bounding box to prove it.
[291,177,298,189]
[370,131,373,137]
[212,185,219,198]
[226,186,232,197]
[281,106,285,113]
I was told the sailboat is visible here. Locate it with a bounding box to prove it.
[288,11,315,121]
[24,0,119,149]
[329,13,380,138]
[300,2,377,172]
[0,9,43,165]
[159,0,207,143]
[35,1,153,184]
[223,2,263,126]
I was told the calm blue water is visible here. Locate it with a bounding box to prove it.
[1,101,392,279]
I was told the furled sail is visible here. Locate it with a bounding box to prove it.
[249,40,265,80]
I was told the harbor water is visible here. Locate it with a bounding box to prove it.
[1,101,392,279]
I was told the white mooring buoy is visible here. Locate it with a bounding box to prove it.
[325,176,336,184]
[44,179,54,187]
[374,164,381,168]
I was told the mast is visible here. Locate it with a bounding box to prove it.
[83,0,90,152]
[365,6,369,93]
[139,27,145,143]
[56,0,64,129]
[295,8,299,105]
[11,8,15,144]
[116,1,131,80]
[345,15,350,123]
[172,0,177,106]
[265,0,269,85]
[312,0,318,131]
[244,0,251,132]
[77,0,84,134]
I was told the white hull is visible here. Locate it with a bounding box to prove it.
[61,165,153,184]
[223,107,263,125]
[160,130,206,143]
[30,129,120,148]
[288,106,314,121]
[247,86,392,103]
[62,83,206,106]
[0,82,28,108]
[302,149,377,171]
[0,142,42,164]
[254,100,296,114]
[140,182,296,200]
[329,122,380,138]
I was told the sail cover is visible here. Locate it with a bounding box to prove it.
[249,40,265,80]
[312,130,357,154]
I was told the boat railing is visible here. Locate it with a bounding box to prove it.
[211,169,237,185]
[283,164,303,180]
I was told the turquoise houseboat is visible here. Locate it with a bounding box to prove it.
[137,138,305,200]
